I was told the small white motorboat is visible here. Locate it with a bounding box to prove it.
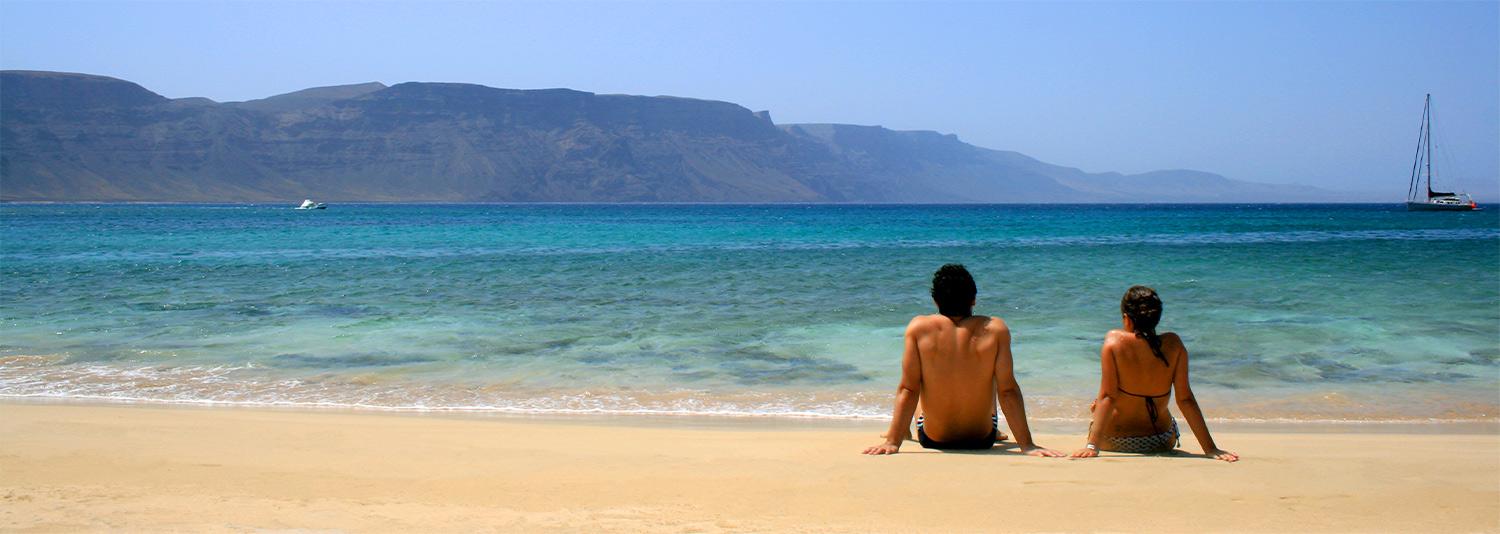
[295,199,327,210]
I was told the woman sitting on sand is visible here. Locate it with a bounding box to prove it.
[1070,286,1238,462]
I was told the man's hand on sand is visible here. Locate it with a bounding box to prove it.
[1020,445,1065,457]
[863,442,901,455]
[879,429,912,442]
[1207,449,1240,462]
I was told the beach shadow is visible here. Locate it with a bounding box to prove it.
[900,443,1227,460]
[867,434,1023,455]
[1082,448,1229,461]
[906,441,1027,456]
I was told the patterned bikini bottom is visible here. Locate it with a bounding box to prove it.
[1104,419,1180,454]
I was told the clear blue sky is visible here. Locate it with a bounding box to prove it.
[2,1,1496,197]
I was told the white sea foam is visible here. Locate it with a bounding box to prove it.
[2,357,1494,424]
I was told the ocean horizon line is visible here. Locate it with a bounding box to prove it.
[2,200,1480,207]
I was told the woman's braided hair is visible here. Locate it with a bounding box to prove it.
[1121,285,1167,365]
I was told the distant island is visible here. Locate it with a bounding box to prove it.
[1,70,1349,203]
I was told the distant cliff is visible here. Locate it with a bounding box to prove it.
[1,70,1342,202]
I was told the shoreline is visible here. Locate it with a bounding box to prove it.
[4,400,1498,532]
[4,394,1497,434]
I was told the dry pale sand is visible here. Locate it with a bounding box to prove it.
[1,402,1496,533]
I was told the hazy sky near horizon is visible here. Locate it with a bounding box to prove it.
[2,1,1496,197]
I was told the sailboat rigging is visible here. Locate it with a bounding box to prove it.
[1406,94,1477,211]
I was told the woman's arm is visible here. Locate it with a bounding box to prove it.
[1072,339,1119,458]
[1171,335,1239,462]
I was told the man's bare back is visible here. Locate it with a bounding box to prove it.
[907,313,1004,441]
[863,264,1061,456]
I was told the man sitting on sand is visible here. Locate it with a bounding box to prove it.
[863,264,1062,456]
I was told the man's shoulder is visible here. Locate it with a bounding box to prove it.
[906,314,1009,338]
[905,314,944,332]
[974,315,1008,333]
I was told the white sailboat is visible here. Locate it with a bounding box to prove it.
[1405,94,1477,211]
[295,199,327,210]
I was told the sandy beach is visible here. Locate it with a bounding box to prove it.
[1,402,1495,533]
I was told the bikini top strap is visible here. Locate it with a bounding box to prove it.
[1111,349,1173,431]
[1116,386,1172,399]
[1109,346,1173,399]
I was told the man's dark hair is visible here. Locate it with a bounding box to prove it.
[930,264,977,317]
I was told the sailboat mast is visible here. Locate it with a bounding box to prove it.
[1425,94,1433,197]
[1402,94,1473,211]
[1408,96,1428,202]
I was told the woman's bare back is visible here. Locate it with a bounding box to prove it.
[1103,329,1182,437]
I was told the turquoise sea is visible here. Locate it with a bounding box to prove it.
[2,204,1497,423]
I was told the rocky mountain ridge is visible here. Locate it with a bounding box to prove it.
[1,70,1343,203]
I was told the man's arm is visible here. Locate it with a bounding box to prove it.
[994,322,1063,457]
[863,321,923,455]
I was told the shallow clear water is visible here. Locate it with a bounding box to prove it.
[2,203,1497,422]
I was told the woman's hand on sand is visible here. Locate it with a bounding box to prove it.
[1069,447,1099,459]
[1021,445,1065,457]
[1207,449,1239,462]
[863,442,901,455]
